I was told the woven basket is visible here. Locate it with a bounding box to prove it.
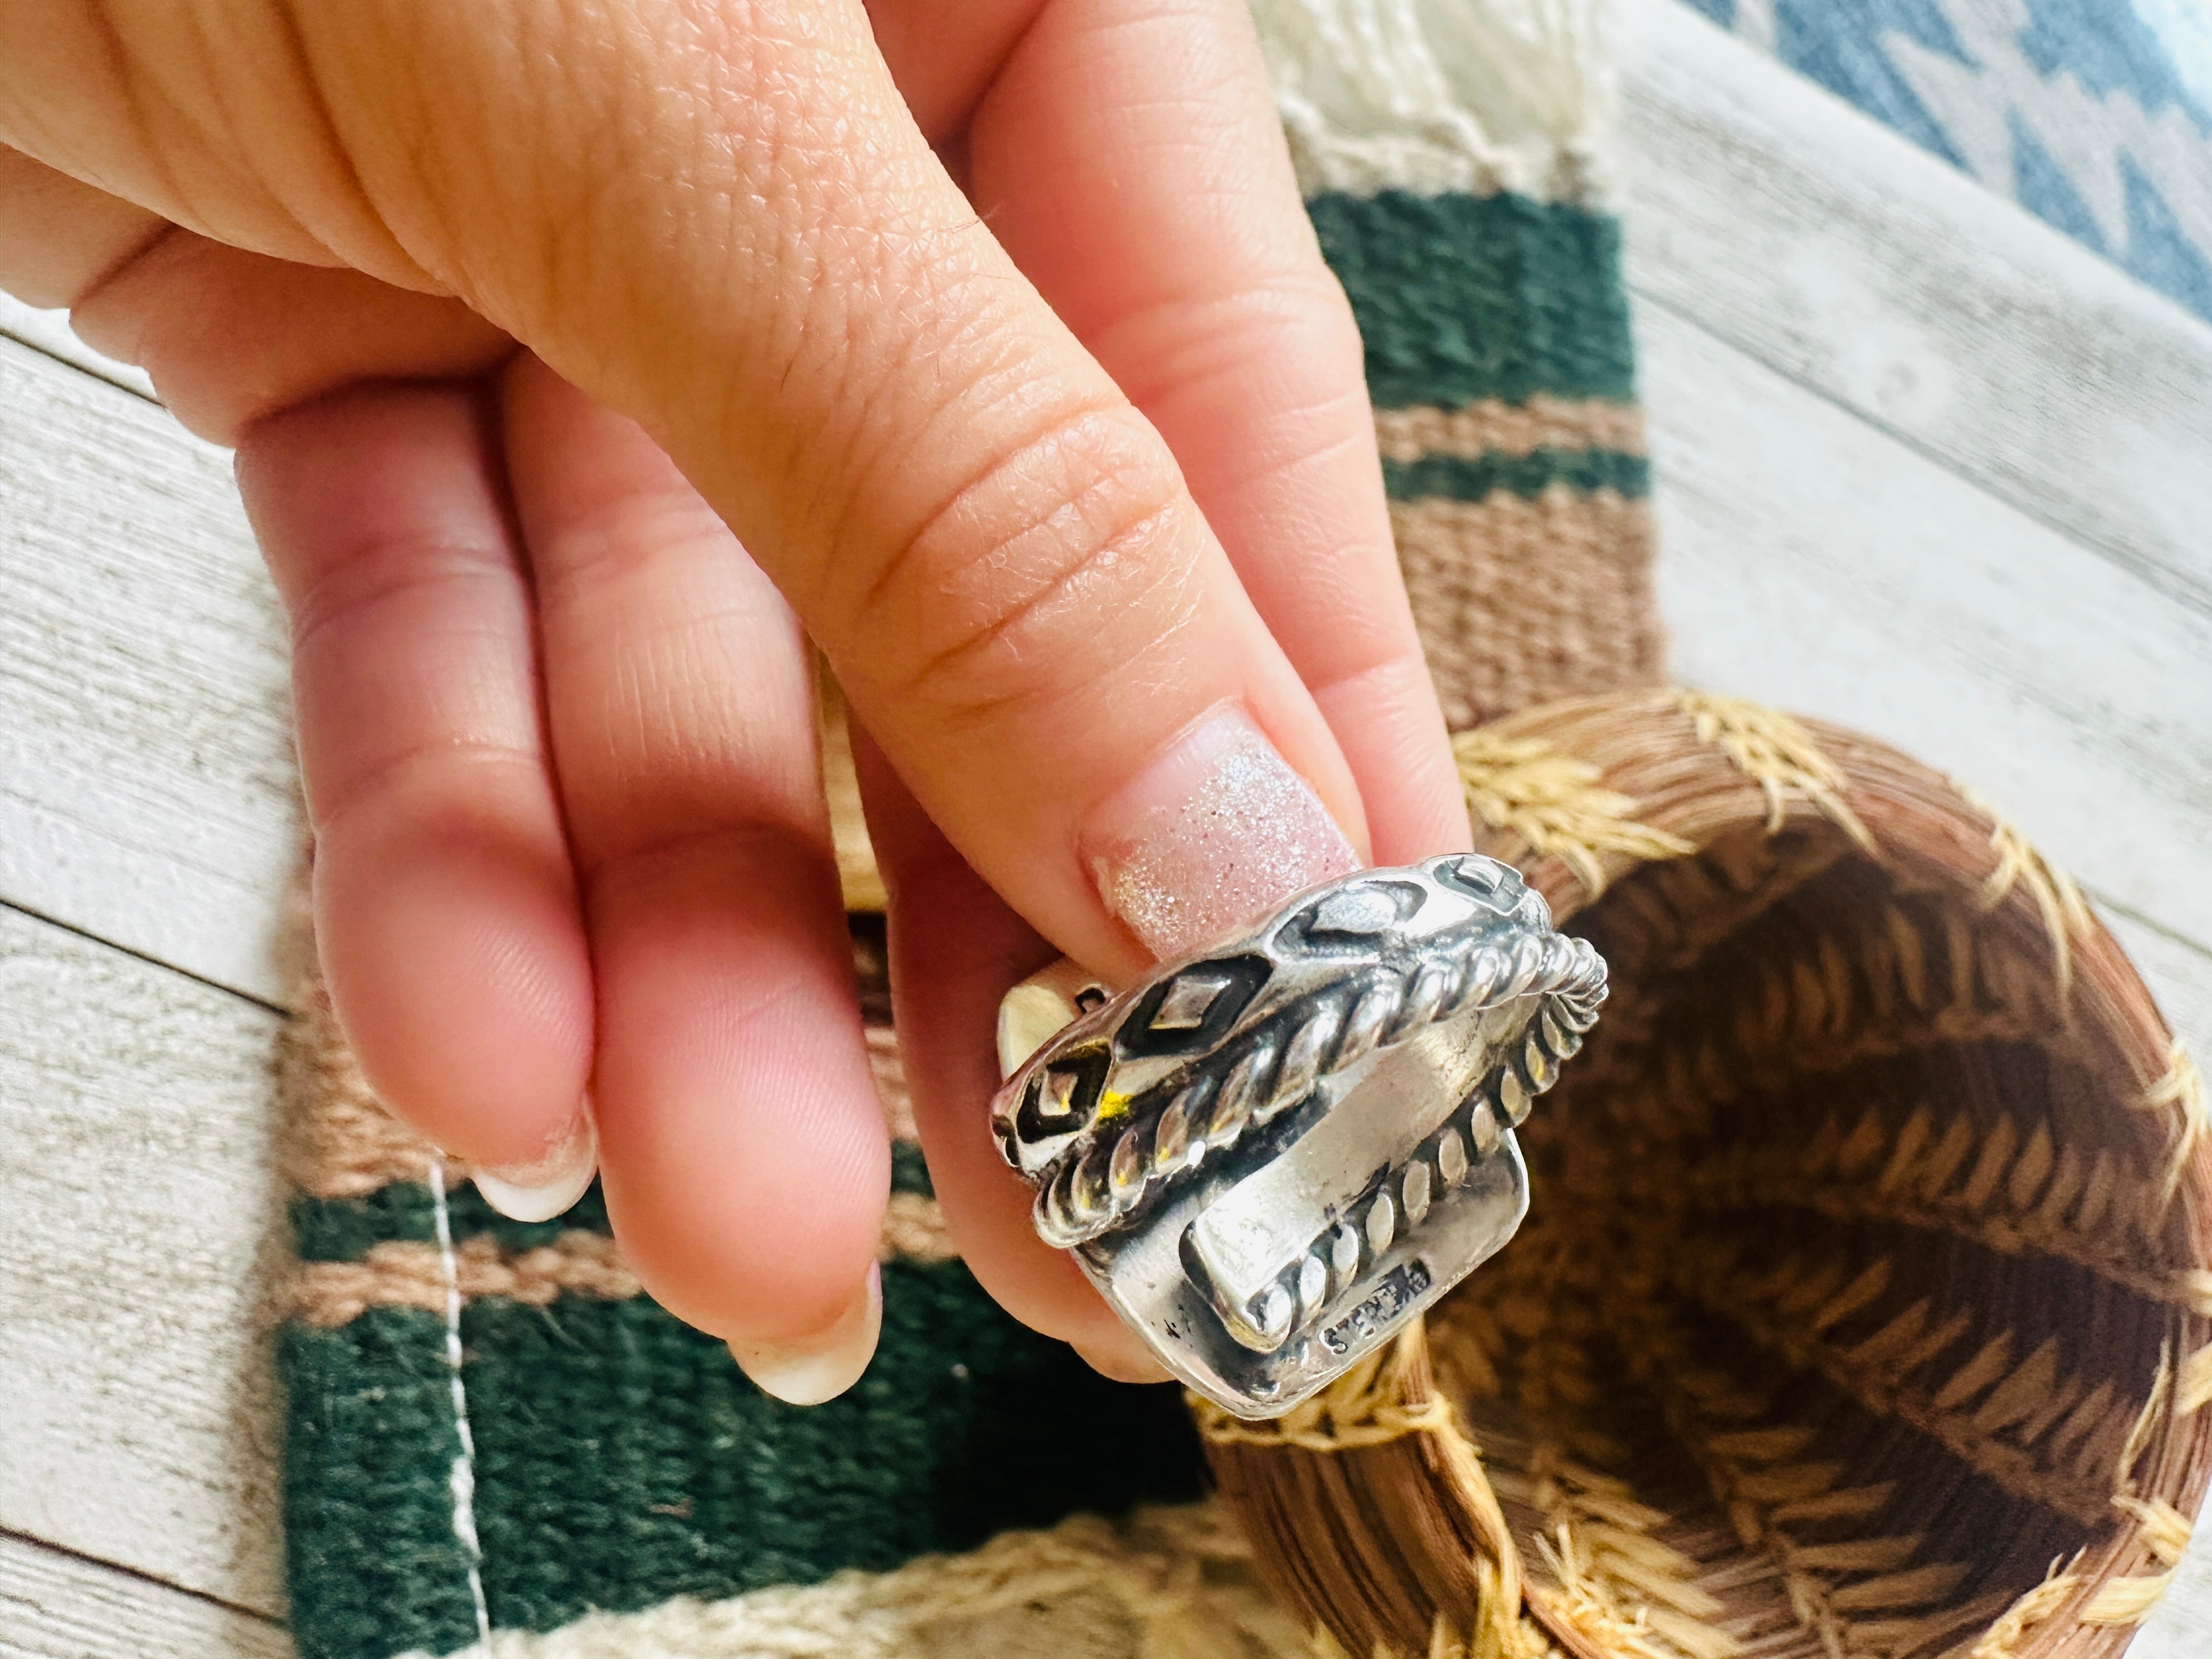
[1200,688,2210,1659]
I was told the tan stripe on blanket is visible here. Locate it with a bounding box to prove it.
[1393,488,1661,731]
[291,1231,639,1327]
[290,1192,958,1327]
[1374,397,1646,462]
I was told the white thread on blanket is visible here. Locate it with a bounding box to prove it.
[431,1157,495,1654]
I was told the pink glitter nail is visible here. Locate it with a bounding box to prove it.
[1084,709,1359,961]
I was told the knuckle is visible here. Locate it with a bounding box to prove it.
[855,403,1201,721]
[285,532,520,660]
[281,529,543,837]
[1120,269,1366,413]
[529,484,731,602]
[309,739,544,843]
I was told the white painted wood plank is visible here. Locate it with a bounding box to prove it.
[0,1534,291,1659]
[2136,1496,2212,1659]
[0,905,287,1618]
[1620,0,2212,615]
[2103,911,2212,1070]
[1639,296,2212,956]
[0,337,297,1007]
[0,294,159,403]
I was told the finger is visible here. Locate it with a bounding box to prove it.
[0,146,162,307]
[1,2,432,284]
[241,0,1370,976]
[855,725,1169,1380]
[860,0,1037,145]
[956,0,1466,864]
[237,384,598,1217]
[71,231,513,443]
[499,355,887,1401]
[1,141,511,448]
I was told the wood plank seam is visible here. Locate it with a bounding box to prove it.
[0,329,160,409]
[1634,294,2212,953]
[0,295,159,403]
[0,1526,287,1632]
[1,906,291,1613]
[2097,895,2212,970]
[1629,283,2212,622]
[0,896,290,1020]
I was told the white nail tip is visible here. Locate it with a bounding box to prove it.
[731,1267,883,1406]
[998,958,1112,1080]
[472,1115,599,1223]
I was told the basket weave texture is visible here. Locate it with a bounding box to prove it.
[1201,690,2211,1659]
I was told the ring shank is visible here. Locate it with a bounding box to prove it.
[990,854,1602,1418]
[1184,995,1538,1339]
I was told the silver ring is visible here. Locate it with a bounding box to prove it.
[991,853,1607,1418]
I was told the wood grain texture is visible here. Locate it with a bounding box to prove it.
[2104,912,2212,1071]
[1621,18,2212,1624]
[0,1533,291,1659]
[0,294,160,403]
[0,336,297,1008]
[1621,0,2212,617]
[0,905,289,1618]
[2135,1515,2212,1659]
[1638,296,2212,964]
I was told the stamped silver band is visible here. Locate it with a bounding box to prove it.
[991,853,1606,1418]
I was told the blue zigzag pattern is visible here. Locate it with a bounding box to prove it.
[1683,0,2212,323]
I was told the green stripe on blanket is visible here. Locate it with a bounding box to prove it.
[1311,191,1636,409]
[281,1263,1205,1659]
[1380,446,1649,503]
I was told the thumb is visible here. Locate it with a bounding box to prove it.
[289,0,1371,972]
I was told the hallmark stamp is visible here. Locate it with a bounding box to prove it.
[1321,1259,1433,1355]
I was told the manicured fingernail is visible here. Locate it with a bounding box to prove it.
[730,1262,882,1406]
[1073,1333,1175,1385]
[1084,708,1358,960]
[472,1102,599,1223]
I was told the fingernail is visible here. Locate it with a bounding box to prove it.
[730,1262,882,1406]
[1084,708,1358,961]
[472,1101,599,1223]
[1073,1333,1175,1385]
[997,957,1113,1078]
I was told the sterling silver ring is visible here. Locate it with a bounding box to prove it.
[991,853,1607,1419]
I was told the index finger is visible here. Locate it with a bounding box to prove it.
[944,0,1469,866]
[274,0,1376,976]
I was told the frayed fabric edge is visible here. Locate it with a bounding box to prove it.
[399,1502,1311,1659]
[1250,0,1620,205]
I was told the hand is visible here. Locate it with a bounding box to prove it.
[2,0,1466,1397]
